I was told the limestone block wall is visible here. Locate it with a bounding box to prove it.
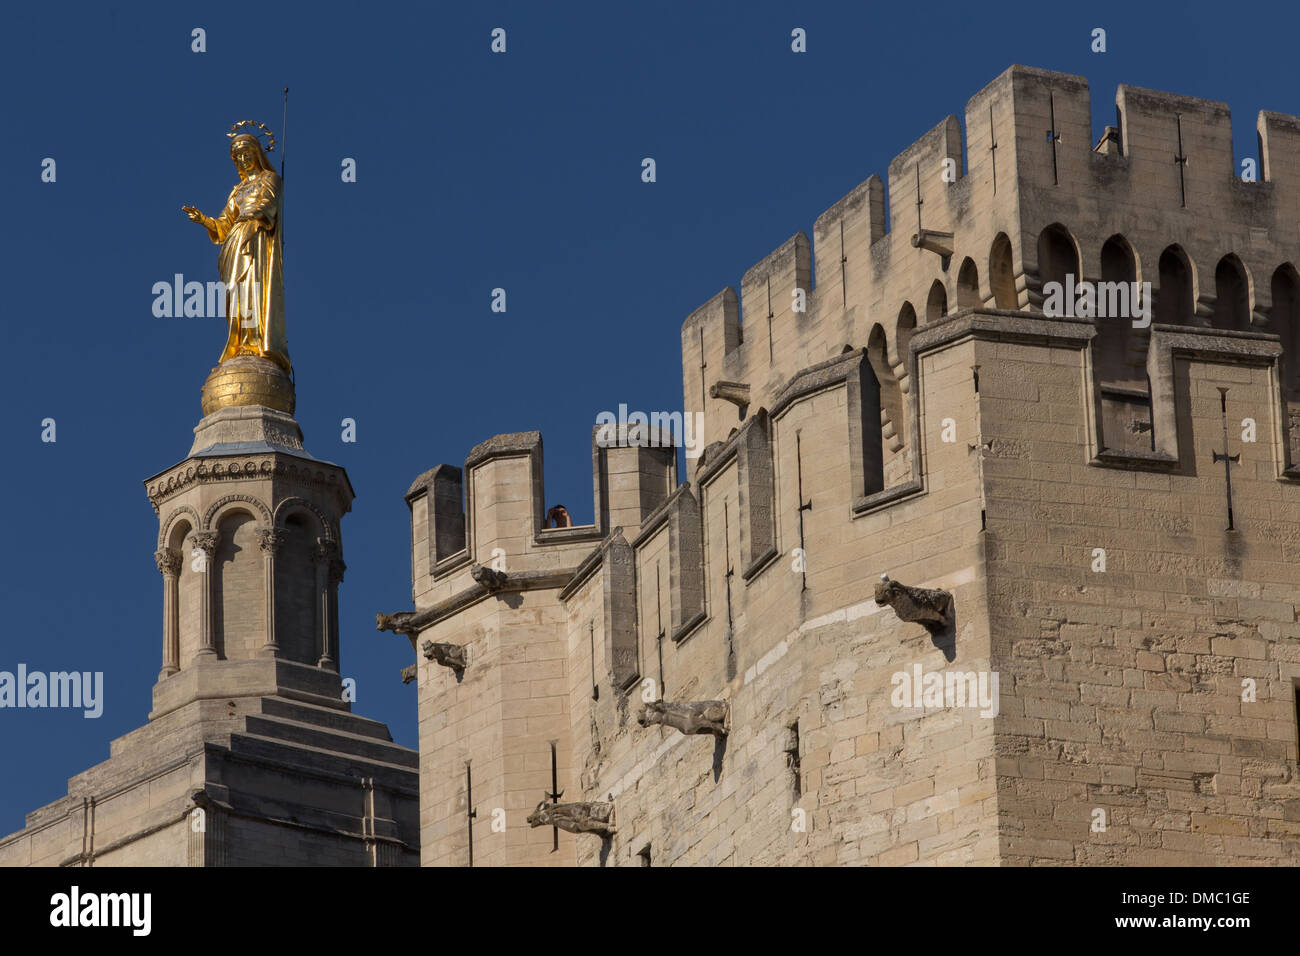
[563,335,994,865]
[0,708,206,867]
[405,430,673,866]
[415,591,578,866]
[402,64,1300,867]
[982,326,1300,864]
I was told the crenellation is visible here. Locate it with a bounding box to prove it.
[393,64,1300,867]
[1259,111,1300,203]
[680,288,740,459]
[1116,85,1235,208]
[597,422,677,540]
[405,464,466,599]
[812,174,885,302]
[1002,67,1092,195]
[886,114,965,239]
[737,233,813,390]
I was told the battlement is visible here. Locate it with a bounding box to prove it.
[404,423,677,607]
[400,62,1300,664]
[682,64,1300,455]
[398,65,1300,867]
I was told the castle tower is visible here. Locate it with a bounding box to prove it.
[0,347,419,868]
[389,65,1300,866]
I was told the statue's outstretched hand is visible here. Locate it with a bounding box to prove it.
[182,205,204,223]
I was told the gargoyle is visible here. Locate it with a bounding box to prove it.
[400,663,417,684]
[470,563,508,592]
[376,611,419,636]
[422,639,467,672]
[637,699,729,738]
[873,574,954,633]
[526,800,616,837]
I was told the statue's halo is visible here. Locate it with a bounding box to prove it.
[227,120,276,153]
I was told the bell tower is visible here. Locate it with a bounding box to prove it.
[0,118,419,866]
[146,355,355,715]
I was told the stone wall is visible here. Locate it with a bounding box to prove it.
[982,329,1300,864]
[398,64,1300,867]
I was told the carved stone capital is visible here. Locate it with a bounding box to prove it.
[873,574,954,633]
[256,528,288,556]
[525,801,616,837]
[637,699,729,737]
[421,640,467,672]
[190,531,220,556]
[154,548,182,577]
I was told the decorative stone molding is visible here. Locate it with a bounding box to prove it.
[273,496,337,542]
[157,505,201,550]
[637,699,729,737]
[145,456,351,517]
[526,800,616,837]
[203,493,273,529]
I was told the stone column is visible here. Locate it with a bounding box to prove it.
[191,531,220,661]
[256,528,286,659]
[313,539,338,670]
[327,553,346,672]
[154,548,182,679]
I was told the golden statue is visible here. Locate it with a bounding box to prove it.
[182,121,290,375]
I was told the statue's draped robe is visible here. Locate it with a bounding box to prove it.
[204,170,290,372]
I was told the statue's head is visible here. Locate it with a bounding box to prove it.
[230,134,274,180]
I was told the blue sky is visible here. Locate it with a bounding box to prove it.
[1,0,1296,834]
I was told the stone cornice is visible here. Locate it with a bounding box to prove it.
[144,452,353,515]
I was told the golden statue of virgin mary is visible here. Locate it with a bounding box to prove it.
[182,122,290,375]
